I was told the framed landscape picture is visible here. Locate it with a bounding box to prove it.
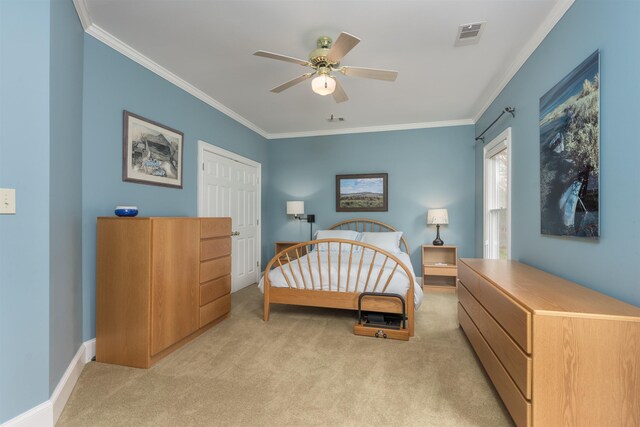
[123,111,184,189]
[539,51,599,238]
[336,173,388,212]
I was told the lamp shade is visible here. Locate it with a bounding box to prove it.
[311,74,336,96]
[427,209,449,225]
[286,201,305,215]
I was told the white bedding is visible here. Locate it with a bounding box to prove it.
[259,249,423,309]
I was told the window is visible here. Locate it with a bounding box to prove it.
[484,128,511,259]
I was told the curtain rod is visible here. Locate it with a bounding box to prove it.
[475,107,516,143]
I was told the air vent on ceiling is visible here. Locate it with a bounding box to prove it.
[455,22,486,47]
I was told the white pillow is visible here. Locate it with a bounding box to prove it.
[361,231,403,254]
[314,230,361,252]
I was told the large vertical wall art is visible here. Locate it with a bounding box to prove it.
[539,51,600,238]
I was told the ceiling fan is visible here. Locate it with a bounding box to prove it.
[254,32,398,103]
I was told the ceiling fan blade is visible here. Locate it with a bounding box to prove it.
[331,77,348,103]
[340,66,398,81]
[270,73,313,93]
[254,50,312,67]
[327,32,360,63]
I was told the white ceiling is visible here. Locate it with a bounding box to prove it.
[76,0,572,138]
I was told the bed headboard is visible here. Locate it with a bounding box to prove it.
[328,218,410,254]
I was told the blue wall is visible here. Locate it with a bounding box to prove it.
[49,0,84,394]
[2,0,639,421]
[81,36,269,340]
[475,0,640,306]
[266,126,476,274]
[0,0,52,422]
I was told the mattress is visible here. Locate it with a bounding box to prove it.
[259,249,423,309]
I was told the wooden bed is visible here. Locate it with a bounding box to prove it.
[263,219,416,336]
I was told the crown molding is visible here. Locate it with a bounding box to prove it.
[73,0,269,139]
[472,0,575,123]
[265,119,475,140]
[86,24,270,139]
[72,0,92,30]
[73,0,574,139]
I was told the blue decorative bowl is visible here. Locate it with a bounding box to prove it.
[115,206,139,217]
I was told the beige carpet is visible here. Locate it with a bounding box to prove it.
[58,285,512,427]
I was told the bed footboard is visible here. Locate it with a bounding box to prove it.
[263,239,415,337]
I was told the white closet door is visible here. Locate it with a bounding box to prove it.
[201,148,259,292]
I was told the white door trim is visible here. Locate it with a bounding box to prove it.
[483,127,512,259]
[197,140,262,282]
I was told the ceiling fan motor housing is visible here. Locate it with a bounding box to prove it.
[309,36,336,68]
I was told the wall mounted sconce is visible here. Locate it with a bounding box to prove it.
[286,201,315,240]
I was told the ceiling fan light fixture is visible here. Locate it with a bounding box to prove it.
[255,32,396,102]
[311,74,336,96]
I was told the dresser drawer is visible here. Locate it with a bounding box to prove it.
[459,262,480,293]
[423,266,458,277]
[459,304,531,427]
[200,218,231,239]
[200,275,231,306]
[458,283,531,399]
[459,262,531,353]
[200,256,231,283]
[200,237,231,261]
[200,294,231,327]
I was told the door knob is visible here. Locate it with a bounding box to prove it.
[231,231,240,236]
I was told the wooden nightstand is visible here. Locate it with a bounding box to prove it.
[422,245,457,291]
[274,241,308,264]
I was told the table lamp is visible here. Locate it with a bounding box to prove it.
[427,208,448,246]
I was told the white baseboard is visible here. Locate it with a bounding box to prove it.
[1,402,52,427]
[51,339,95,423]
[2,339,96,427]
[82,339,96,364]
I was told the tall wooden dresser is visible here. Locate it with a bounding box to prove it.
[96,217,231,368]
[458,259,640,426]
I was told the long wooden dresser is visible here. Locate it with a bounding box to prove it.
[96,217,231,368]
[458,259,640,427]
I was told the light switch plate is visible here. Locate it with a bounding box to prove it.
[0,188,16,214]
